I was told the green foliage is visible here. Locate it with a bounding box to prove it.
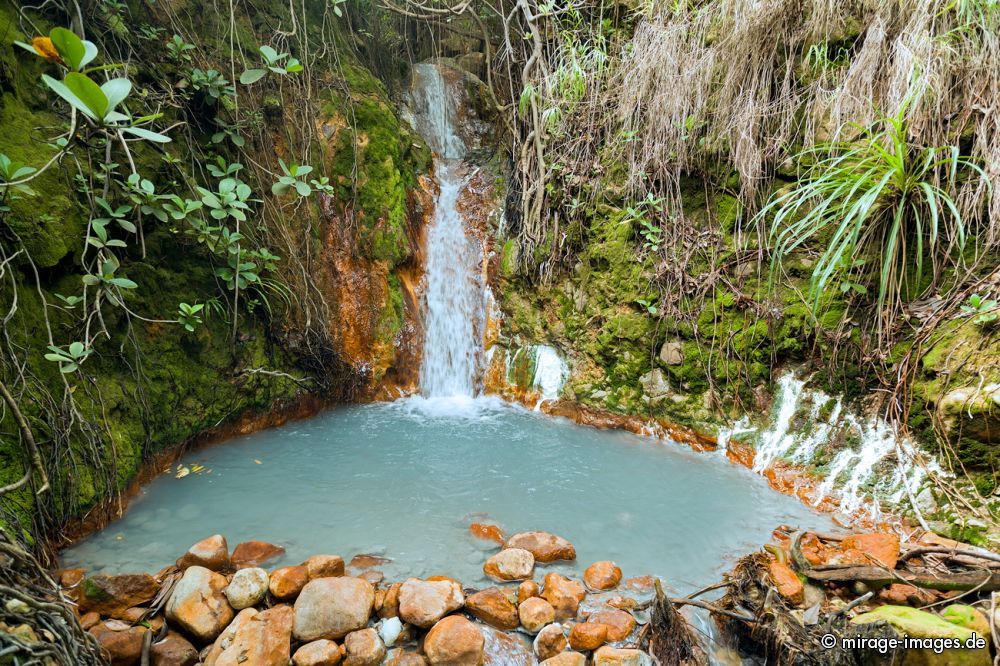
[961,293,998,325]
[43,341,90,373]
[191,68,234,101]
[166,34,196,62]
[0,153,37,206]
[240,45,304,85]
[761,108,988,330]
[177,302,205,331]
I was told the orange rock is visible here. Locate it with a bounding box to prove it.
[583,561,622,591]
[350,554,390,569]
[470,523,505,545]
[232,541,286,568]
[725,441,755,468]
[838,533,900,569]
[517,580,540,604]
[768,560,804,606]
[59,568,86,589]
[465,587,519,630]
[423,616,484,665]
[89,621,148,665]
[541,573,587,621]
[799,533,836,566]
[587,608,636,642]
[569,622,607,651]
[150,631,198,666]
[505,532,576,563]
[518,596,556,634]
[533,623,568,660]
[79,573,161,619]
[270,565,309,600]
[483,548,535,581]
[177,535,230,572]
[877,583,938,606]
[379,583,402,619]
[79,611,101,630]
[304,555,346,580]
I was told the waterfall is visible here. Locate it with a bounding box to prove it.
[721,371,940,523]
[410,63,487,398]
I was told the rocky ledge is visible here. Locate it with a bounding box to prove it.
[54,528,663,666]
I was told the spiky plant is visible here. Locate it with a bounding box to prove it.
[762,108,988,335]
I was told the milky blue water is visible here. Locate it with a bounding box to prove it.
[63,396,831,593]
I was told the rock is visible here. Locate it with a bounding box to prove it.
[205,604,293,666]
[380,582,402,618]
[349,554,390,569]
[483,548,535,581]
[583,562,622,591]
[378,616,403,646]
[293,576,375,641]
[166,565,235,642]
[465,587,519,630]
[343,628,386,666]
[120,606,149,624]
[89,621,148,665]
[518,580,540,604]
[569,622,607,651]
[767,559,804,606]
[533,623,567,660]
[58,567,86,589]
[593,647,652,666]
[78,573,160,618]
[505,532,576,563]
[385,650,428,666]
[231,541,285,568]
[293,639,343,666]
[79,611,101,630]
[470,523,505,545]
[852,605,991,665]
[270,565,309,599]
[838,533,900,569]
[397,578,464,628]
[424,615,484,666]
[305,554,346,579]
[360,570,384,586]
[588,608,636,642]
[541,653,586,666]
[877,583,937,607]
[943,604,991,637]
[519,596,556,634]
[177,535,230,571]
[150,632,198,666]
[225,567,269,610]
[639,369,670,399]
[541,573,587,621]
[659,340,683,365]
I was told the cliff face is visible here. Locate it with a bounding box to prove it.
[0,0,431,545]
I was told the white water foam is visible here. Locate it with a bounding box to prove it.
[411,63,488,398]
[532,344,568,402]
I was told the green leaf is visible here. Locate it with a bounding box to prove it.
[239,69,267,85]
[80,41,99,69]
[101,78,132,114]
[259,45,280,64]
[50,27,86,70]
[121,126,172,143]
[42,74,98,120]
[109,277,138,289]
[63,72,109,120]
[68,341,85,357]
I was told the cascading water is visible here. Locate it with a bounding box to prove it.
[410,63,488,398]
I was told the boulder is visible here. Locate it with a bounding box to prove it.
[349,554,390,569]
[639,369,670,399]
[767,560,804,606]
[386,651,428,666]
[469,523,505,545]
[204,604,293,666]
[533,623,567,660]
[483,548,535,581]
[398,578,464,628]
[584,561,622,591]
[541,573,587,621]
[293,639,343,666]
[270,565,309,599]
[293,577,375,641]
[225,567,269,610]
[89,621,148,665]
[518,580,540,604]
[569,622,607,651]
[519,596,556,634]
[231,541,285,568]
[150,632,198,666]
[423,615,484,666]
[943,604,992,637]
[505,532,576,563]
[838,533,900,569]
[166,566,235,642]
[588,608,636,642]
[378,616,403,647]
[78,573,160,618]
[343,628,386,666]
[177,535,230,571]
[465,587,519,630]
[305,554,346,579]
[542,653,586,666]
[379,582,402,618]
[593,647,652,666]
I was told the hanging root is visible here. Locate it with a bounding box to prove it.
[0,531,105,665]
